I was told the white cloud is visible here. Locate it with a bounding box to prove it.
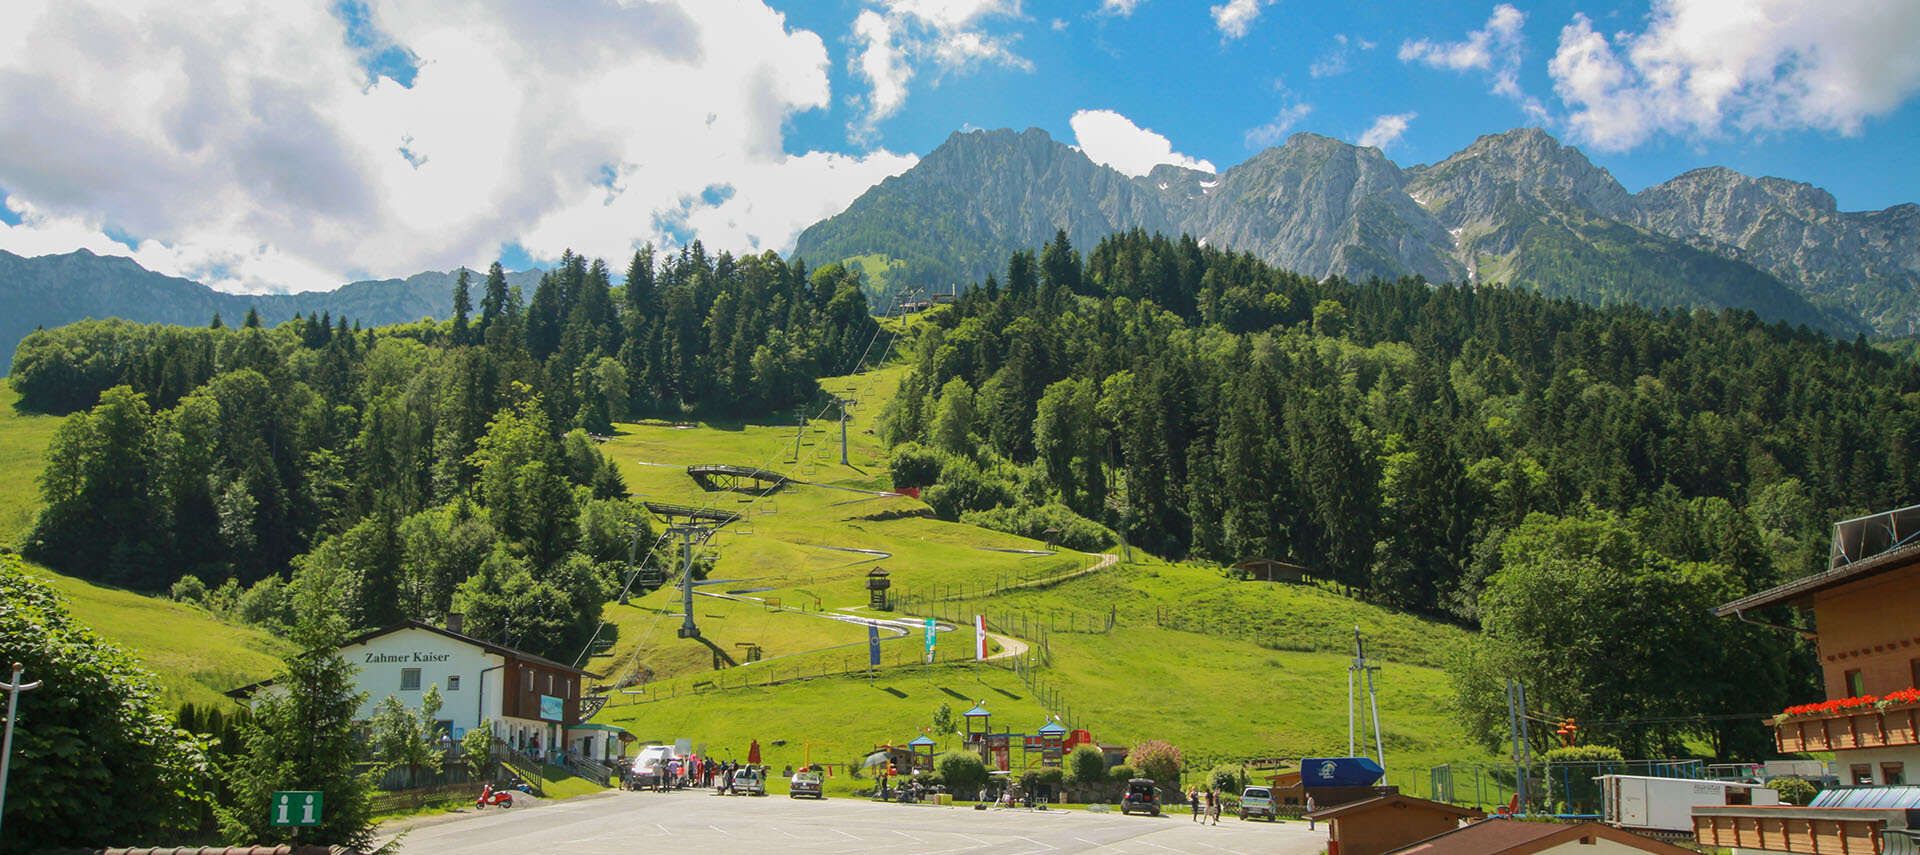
[0,0,918,293]
[883,0,1016,30]
[1101,0,1143,16]
[1310,34,1373,79]
[1070,109,1216,176]
[847,0,1028,139]
[1549,0,1920,152]
[1357,112,1417,149]
[1210,0,1272,41]
[852,10,912,136]
[1245,103,1314,147]
[1400,4,1544,120]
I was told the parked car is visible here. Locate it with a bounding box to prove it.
[1239,786,1277,821]
[790,770,824,799]
[1120,778,1161,816]
[731,766,767,796]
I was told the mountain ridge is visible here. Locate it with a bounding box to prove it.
[798,126,1906,337]
[0,248,542,374]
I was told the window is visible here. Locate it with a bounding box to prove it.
[447,675,461,692]
[1846,669,1866,697]
[1852,764,1874,785]
[400,668,421,692]
[1884,763,1906,786]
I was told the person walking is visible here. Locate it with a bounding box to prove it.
[1189,787,1201,821]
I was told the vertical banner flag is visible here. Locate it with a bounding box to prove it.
[868,624,881,667]
[924,617,937,664]
[975,615,989,660]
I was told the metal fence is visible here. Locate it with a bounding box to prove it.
[1430,759,1707,815]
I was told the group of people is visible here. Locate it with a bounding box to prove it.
[1186,788,1224,825]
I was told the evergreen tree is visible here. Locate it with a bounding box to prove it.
[219,609,378,849]
[451,267,473,345]
[478,261,509,341]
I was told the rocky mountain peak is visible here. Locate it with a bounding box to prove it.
[1409,127,1632,224]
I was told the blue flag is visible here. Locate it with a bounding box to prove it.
[868,624,881,667]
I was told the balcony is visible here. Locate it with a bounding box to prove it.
[1775,701,1920,753]
[1693,806,1911,854]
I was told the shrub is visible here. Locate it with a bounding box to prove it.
[1769,777,1817,806]
[889,442,944,489]
[1208,764,1245,793]
[1126,740,1184,786]
[1067,744,1107,785]
[960,503,1117,551]
[169,575,208,605]
[936,751,988,798]
[1540,744,1625,764]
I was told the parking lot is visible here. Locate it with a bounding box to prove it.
[386,788,1327,854]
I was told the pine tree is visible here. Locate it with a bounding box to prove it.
[219,611,377,849]
[451,267,472,346]
[478,261,509,341]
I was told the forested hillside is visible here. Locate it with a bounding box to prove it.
[0,249,545,374]
[8,243,880,663]
[877,230,1920,754]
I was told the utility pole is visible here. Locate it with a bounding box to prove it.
[670,524,713,639]
[0,662,43,839]
[1349,627,1384,768]
[1505,678,1533,813]
[833,396,855,466]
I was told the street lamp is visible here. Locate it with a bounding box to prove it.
[0,662,43,839]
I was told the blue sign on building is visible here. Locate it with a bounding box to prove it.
[1301,757,1385,788]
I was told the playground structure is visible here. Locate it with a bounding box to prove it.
[685,464,792,494]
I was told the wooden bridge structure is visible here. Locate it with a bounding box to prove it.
[685,464,792,494]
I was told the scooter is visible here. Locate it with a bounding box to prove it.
[476,783,515,809]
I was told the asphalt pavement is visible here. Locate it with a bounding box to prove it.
[384,788,1327,854]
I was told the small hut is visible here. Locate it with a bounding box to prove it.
[1233,558,1307,583]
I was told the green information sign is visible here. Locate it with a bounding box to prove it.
[271,790,323,827]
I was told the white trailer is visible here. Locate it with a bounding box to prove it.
[1598,774,1779,833]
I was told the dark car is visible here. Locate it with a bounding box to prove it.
[1120,778,1161,816]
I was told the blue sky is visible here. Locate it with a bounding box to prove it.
[0,0,1914,292]
[774,0,1920,210]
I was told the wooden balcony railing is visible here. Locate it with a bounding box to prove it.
[1775,702,1920,753]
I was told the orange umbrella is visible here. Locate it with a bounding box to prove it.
[748,739,761,765]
